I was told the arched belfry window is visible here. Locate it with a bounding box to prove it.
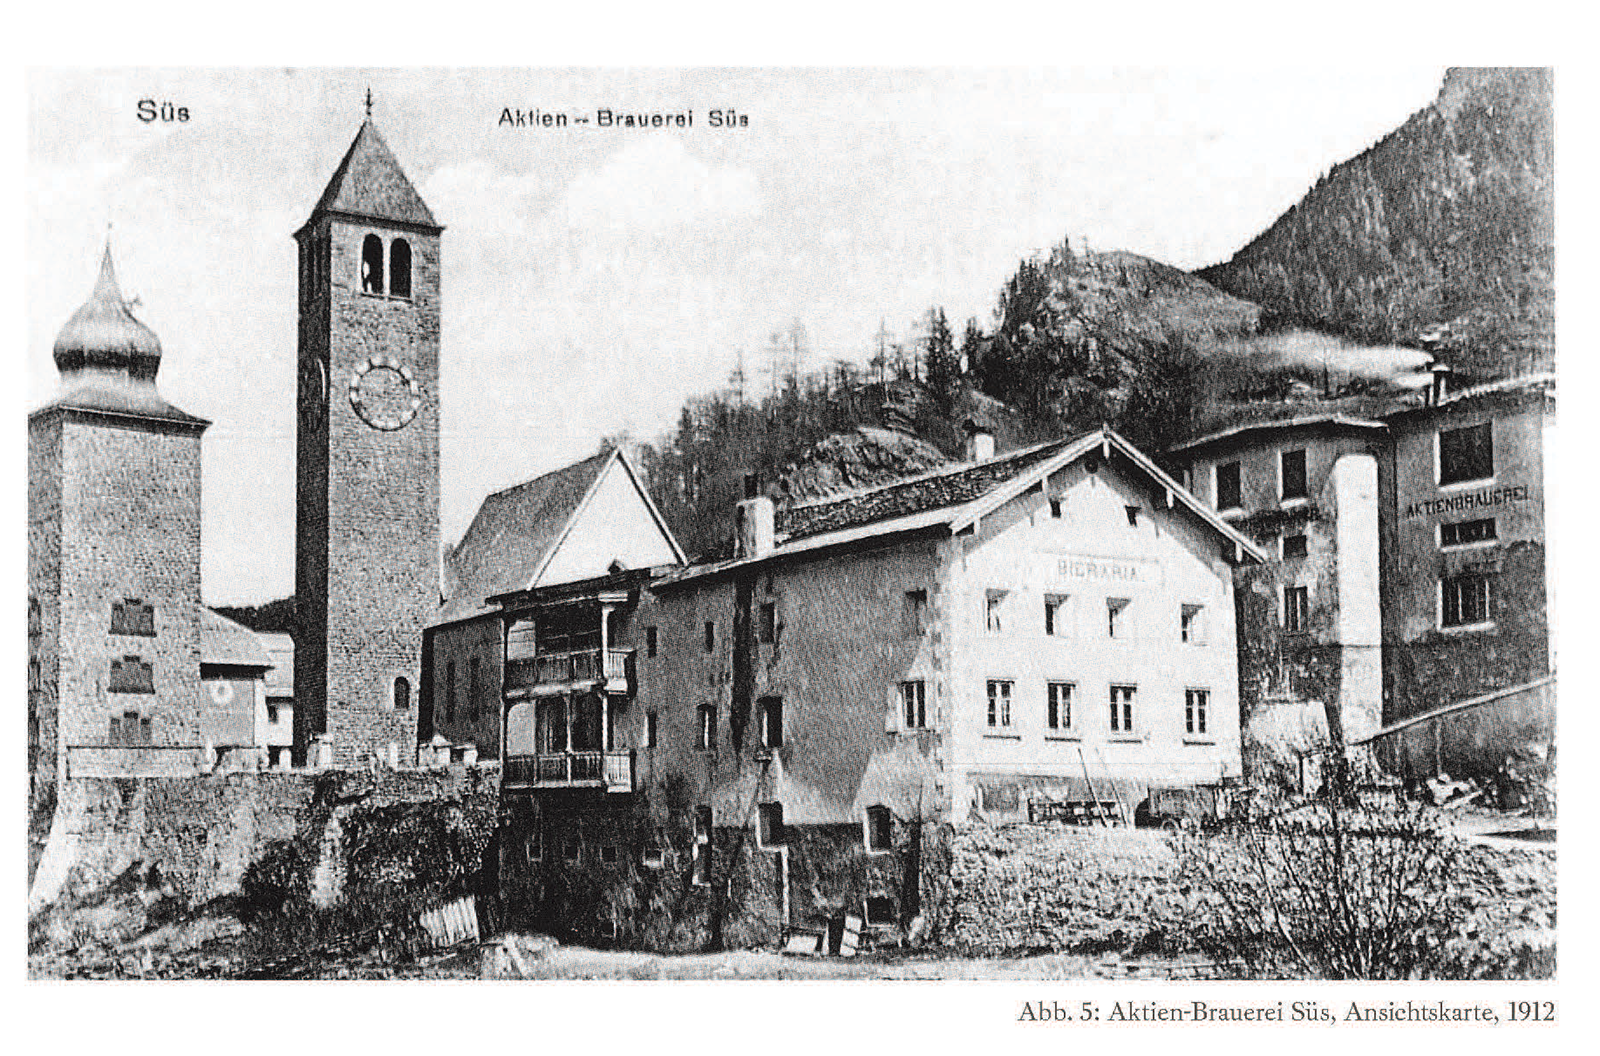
[393,676,411,711]
[362,234,385,294]
[389,238,412,299]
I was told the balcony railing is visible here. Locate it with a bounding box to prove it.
[503,750,635,792]
[504,648,633,695]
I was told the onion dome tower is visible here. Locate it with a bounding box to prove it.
[28,243,210,807]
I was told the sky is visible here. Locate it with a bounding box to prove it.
[26,66,1449,605]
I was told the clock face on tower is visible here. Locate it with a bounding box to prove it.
[348,356,423,431]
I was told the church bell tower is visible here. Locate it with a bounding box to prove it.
[294,108,441,767]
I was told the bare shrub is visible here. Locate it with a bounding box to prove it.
[1171,798,1462,979]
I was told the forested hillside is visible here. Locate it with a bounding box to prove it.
[1198,67,1553,381]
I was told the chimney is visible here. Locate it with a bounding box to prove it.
[1429,361,1454,406]
[963,420,995,462]
[736,474,774,559]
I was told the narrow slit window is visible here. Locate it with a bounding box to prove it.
[645,626,658,658]
[697,705,716,750]
[704,620,715,653]
[759,602,778,644]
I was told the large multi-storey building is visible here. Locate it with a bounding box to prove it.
[293,117,443,767]
[29,247,212,812]
[432,426,1262,942]
[1166,372,1554,780]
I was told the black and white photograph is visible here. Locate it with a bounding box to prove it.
[22,58,1565,1017]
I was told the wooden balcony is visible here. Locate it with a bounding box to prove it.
[502,750,635,792]
[504,648,633,697]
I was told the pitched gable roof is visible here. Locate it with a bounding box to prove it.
[441,451,612,623]
[307,121,439,230]
[664,428,1265,587]
[438,447,686,623]
[776,436,1075,543]
[201,608,271,669]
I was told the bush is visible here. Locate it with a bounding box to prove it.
[1171,798,1464,978]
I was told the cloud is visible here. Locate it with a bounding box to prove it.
[561,137,761,234]
[423,160,546,238]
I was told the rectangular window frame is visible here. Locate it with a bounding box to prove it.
[900,680,927,730]
[1215,461,1242,512]
[1180,603,1206,645]
[1109,684,1137,736]
[1044,594,1071,637]
[902,589,928,638]
[1440,518,1498,549]
[703,620,716,653]
[645,626,658,658]
[110,598,156,638]
[986,680,1013,729]
[1283,585,1310,633]
[759,696,783,749]
[1279,448,1308,502]
[1046,681,1075,732]
[757,802,786,849]
[984,590,1007,635]
[1106,597,1131,640]
[1441,572,1493,629]
[758,601,778,645]
[1185,688,1210,737]
[864,805,893,854]
[108,655,154,695]
[1438,421,1495,488]
[1281,533,1308,560]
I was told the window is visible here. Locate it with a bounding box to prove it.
[1109,685,1137,734]
[901,589,927,637]
[986,680,1013,728]
[865,896,896,926]
[1284,585,1310,633]
[1106,597,1130,639]
[697,705,717,750]
[393,676,411,711]
[361,233,385,294]
[109,710,152,746]
[985,590,1007,634]
[645,626,658,658]
[445,661,456,724]
[28,658,42,692]
[759,602,778,644]
[691,841,712,886]
[900,680,927,729]
[28,596,40,637]
[1125,505,1141,527]
[1442,573,1492,628]
[704,620,715,653]
[1216,461,1242,510]
[1180,603,1206,644]
[388,238,412,299]
[1282,534,1308,560]
[1439,422,1493,486]
[1049,498,1064,518]
[694,806,713,843]
[1044,594,1069,636]
[757,802,785,848]
[644,711,657,749]
[110,598,155,637]
[467,658,480,719]
[561,835,581,863]
[525,830,543,863]
[865,805,893,852]
[599,844,619,864]
[1185,688,1209,735]
[1441,519,1497,548]
[1047,682,1074,731]
[759,696,783,749]
[1280,449,1308,501]
[266,702,280,725]
[109,655,154,694]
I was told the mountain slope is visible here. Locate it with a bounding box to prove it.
[1198,67,1553,380]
